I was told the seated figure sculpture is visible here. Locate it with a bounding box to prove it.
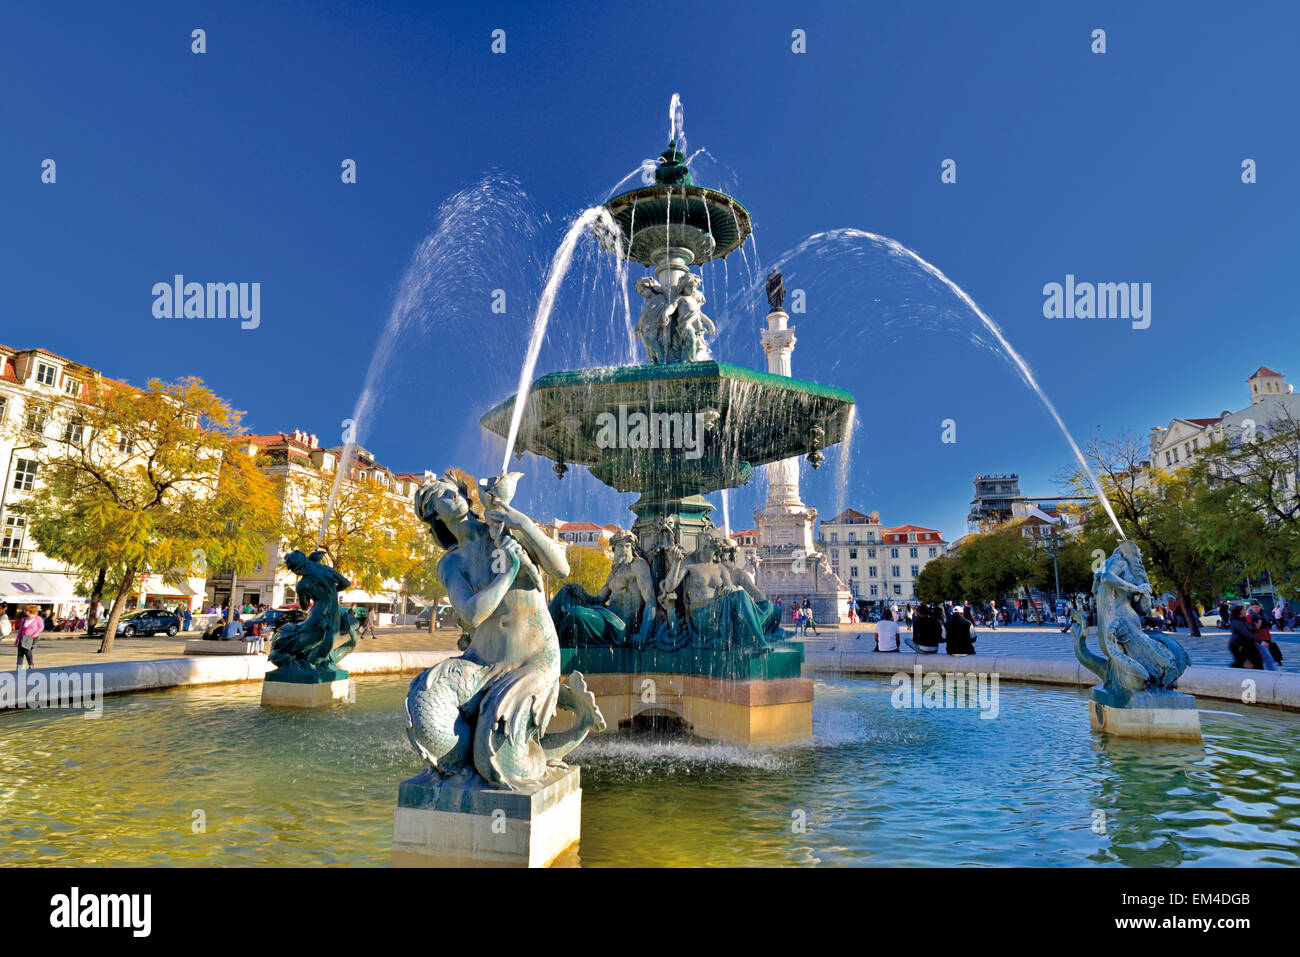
[404,471,605,790]
[657,530,781,650]
[550,530,655,647]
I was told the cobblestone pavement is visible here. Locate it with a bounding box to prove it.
[807,623,1300,674]
[2,626,462,671]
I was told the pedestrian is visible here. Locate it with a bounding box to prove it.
[0,602,11,642]
[802,599,818,636]
[774,596,784,622]
[904,604,942,654]
[847,598,857,624]
[792,601,803,636]
[14,604,44,668]
[1228,605,1264,669]
[874,608,901,652]
[1217,600,1230,629]
[183,606,192,632]
[989,601,998,630]
[944,604,976,656]
[1247,601,1281,671]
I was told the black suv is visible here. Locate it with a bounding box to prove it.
[90,608,182,638]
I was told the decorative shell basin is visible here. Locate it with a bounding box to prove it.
[480,360,855,496]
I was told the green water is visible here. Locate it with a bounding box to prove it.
[0,675,1296,867]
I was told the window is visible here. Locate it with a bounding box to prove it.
[911,565,920,577]
[12,458,37,492]
[2,515,25,559]
[928,547,937,558]
[908,532,917,542]
[1184,442,1191,457]
[63,421,84,445]
[867,548,876,559]
[830,533,838,543]
[849,548,857,560]
[0,396,6,422]
[893,584,902,596]
[890,548,899,559]
[1192,437,1199,451]
[1164,451,1172,466]
[117,431,135,454]
[35,362,57,386]
[24,405,48,434]
[850,567,858,578]
[891,565,901,578]
[909,547,918,558]
[868,566,877,577]
[63,378,81,397]
[869,584,878,597]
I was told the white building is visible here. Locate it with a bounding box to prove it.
[819,508,947,603]
[0,345,209,616]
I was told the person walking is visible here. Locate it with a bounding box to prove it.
[1228,605,1265,669]
[791,601,803,637]
[0,602,11,643]
[847,598,857,625]
[802,599,819,636]
[182,606,192,632]
[875,608,902,652]
[989,601,998,630]
[14,605,44,668]
[1247,601,1281,671]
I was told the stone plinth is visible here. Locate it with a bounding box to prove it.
[261,667,351,708]
[1088,686,1202,742]
[391,766,582,868]
[557,646,812,746]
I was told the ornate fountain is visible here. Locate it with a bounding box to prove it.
[478,140,856,744]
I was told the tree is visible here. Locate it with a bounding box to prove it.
[1068,432,1238,636]
[915,554,958,605]
[14,377,282,652]
[1189,407,1300,598]
[281,468,428,597]
[959,527,1046,612]
[548,545,611,602]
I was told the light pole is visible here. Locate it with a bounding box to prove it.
[0,439,48,563]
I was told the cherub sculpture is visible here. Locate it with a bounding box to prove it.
[634,276,673,364]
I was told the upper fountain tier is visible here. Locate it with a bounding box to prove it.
[599,142,752,266]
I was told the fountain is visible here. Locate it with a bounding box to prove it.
[478,139,856,747]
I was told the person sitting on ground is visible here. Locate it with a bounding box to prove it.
[905,604,943,654]
[944,604,976,656]
[875,607,901,652]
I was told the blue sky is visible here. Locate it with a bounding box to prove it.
[3,0,1298,543]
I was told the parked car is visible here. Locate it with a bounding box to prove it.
[90,608,182,638]
[415,603,455,629]
[202,608,306,641]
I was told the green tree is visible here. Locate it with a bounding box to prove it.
[14,377,282,652]
[548,544,611,602]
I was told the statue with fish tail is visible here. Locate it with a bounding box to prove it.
[404,470,605,789]
[1073,542,1191,698]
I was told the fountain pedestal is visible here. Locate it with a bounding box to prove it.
[1088,687,1202,742]
[260,667,352,708]
[556,646,813,746]
[391,766,583,868]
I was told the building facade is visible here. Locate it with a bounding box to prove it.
[819,508,947,603]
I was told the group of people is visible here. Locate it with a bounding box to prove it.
[870,603,978,657]
[1227,600,1285,670]
[773,597,820,636]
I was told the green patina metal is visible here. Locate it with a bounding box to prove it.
[560,643,805,681]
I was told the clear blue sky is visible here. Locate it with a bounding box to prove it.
[3,1,1298,542]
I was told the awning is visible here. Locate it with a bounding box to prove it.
[0,571,84,603]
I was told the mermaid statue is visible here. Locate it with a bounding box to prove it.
[404,471,606,790]
[1073,541,1191,701]
[269,549,359,672]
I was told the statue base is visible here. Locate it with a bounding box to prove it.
[391,766,582,868]
[557,646,812,747]
[1088,686,1202,742]
[261,667,351,708]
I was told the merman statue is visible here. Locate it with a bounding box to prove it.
[550,530,656,646]
[270,549,359,672]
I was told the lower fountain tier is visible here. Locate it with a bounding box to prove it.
[556,645,812,747]
[480,360,855,497]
